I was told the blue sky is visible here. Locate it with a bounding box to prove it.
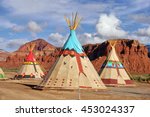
[0,0,150,51]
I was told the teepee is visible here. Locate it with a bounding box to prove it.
[36,13,106,89]
[0,67,5,79]
[15,43,44,79]
[99,40,134,86]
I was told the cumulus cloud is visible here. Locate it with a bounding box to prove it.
[0,18,15,28]
[27,21,42,33]
[48,33,66,47]
[12,25,24,32]
[130,14,150,24]
[114,0,150,16]
[1,0,150,47]
[96,14,127,38]
[1,0,64,15]
[1,0,108,24]
[0,18,24,32]
[78,33,105,45]
[48,32,106,47]
[127,34,150,45]
[6,39,28,49]
[0,38,29,51]
[27,21,42,38]
[136,26,150,37]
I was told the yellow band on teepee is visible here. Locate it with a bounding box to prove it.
[24,62,38,65]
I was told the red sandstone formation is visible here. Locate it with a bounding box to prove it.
[0,39,150,74]
[88,39,150,74]
[0,39,59,71]
[0,49,9,61]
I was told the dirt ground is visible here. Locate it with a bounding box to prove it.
[0,72,150,100]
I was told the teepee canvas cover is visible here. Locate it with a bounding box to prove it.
[15,43,44,79]
[99,40,134,86]
[0,67,5,79]
[37,13,106,89]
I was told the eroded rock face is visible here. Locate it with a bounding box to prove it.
[0,49,9,61]
[146,45,150,57]
[18,38,55,51]
[0,39,150,74]
[87,39,150,74]
[0,39,59,71]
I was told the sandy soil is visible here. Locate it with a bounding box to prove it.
[0,77,150,100]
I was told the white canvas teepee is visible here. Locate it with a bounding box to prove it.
[36,13,106,89]
[99,40,134,86]
[15,43,45,79]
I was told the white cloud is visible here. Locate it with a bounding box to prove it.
[0,38,29,51]
[136,26,150,37]
[2,0,61,15]
[48,32,106,47]
[96,14,127,38]
[127,34,150,45]
[0,18,15,28]
[48,33,66,47]
[6,39,28,49]
[0,37,5,44]
[12,25,24,32]
[0,18,24,32]
[27,21,42,33]
[114,0,150,16]
[130,14,150,24]
[1,0,150,47]
[78,33,105,45]
[1,0,108,24]
[27,21,43,38]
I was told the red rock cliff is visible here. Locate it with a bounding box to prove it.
[0,39,59,71]
[0,39,150,74]
[85,39,150,74]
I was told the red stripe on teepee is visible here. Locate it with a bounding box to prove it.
[76,54,83,72]
[79,86,92,88]
[125,80,134,84]
[61,50,86,57]
[61,50,87,76]
[102,79,117,84]
[76,54,85,76]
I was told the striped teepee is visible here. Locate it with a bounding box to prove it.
[15,43,44,79]
[99,40,135,86]
[36,13,106,89]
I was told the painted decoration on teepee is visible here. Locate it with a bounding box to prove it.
[99,40,135,86]
[15,43,45,79]
[36,13,106,89]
